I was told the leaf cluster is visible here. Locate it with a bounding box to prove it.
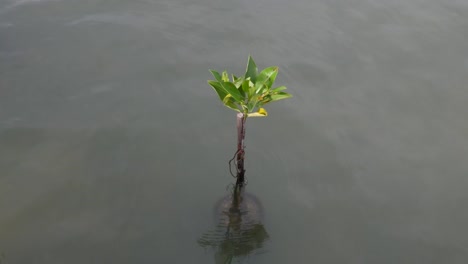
[208,56,292,116]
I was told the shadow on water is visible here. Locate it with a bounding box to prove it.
[198,184,269,264]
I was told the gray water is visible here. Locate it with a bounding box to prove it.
[1,0,468,263]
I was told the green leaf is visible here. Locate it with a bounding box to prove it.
[271,86,287,93]
[220,81,244,102]
[208,79,245,106]
[246,79,256,98]
[223,95,241,112]
[222,71,229,82]
[265,70,278,88]
[247,94,260,112]
[259,94,272,105]
[240,103,248,112]
[255,84,269,97]
[209,70,222,82]
[208,80,227,101]
[232,75,243,89]
[256,66,278,91]
[234,76,245,98]
[245,56,258,83]
[241,79,250,97]
[270,91,292,102]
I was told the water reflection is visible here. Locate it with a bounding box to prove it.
[198,185,269,263]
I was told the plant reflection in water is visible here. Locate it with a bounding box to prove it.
[198,184,270,263]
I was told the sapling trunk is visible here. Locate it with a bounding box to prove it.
[236,113,246,185]
[208,56,292,185]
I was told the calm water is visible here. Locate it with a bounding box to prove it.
[1,0,468,263]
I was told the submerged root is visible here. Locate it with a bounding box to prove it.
[228,149,248,186]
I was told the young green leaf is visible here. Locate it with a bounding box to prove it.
[256,66,278,90]
[271,86,287,93]
[208,80,227,101]
[232,75,244,89]
[259,94,272,105]
[254,67,278,96]
[245,56,258,83]
[234,77,245,98]
[223,95,241,112]
[265,70,278,88]
[247,94,260,113]
[247,79,256,98]
[241,79,250,97]
[270,92,292,102]
[254,83,267,95]
[220,81,244,102]
[209,70,222,82]
[222,71,229,82]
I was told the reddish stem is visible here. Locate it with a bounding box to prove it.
[236,113,246,185]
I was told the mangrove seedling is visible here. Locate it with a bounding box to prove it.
[208,56,292,185]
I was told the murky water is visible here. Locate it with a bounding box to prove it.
[1,0,468,263]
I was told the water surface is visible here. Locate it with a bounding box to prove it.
[1,0,468,263]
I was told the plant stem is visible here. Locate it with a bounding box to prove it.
[236,113,246,185]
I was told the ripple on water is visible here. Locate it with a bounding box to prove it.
[1,0,61,14]
[198,190,270,262]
